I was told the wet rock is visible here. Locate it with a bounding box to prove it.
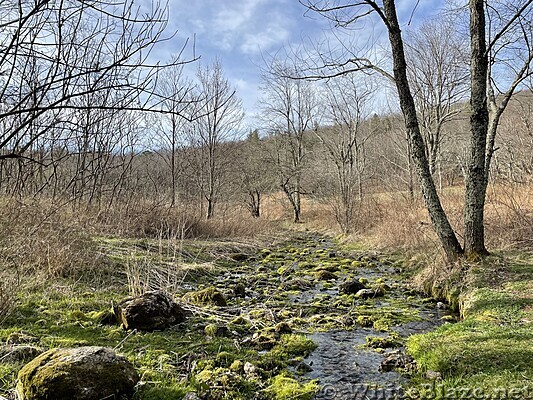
[355,287,385,299]
[339,279,367,294]
[295,361,313,373]
[6,332,39,346]
[280,278,313,291]
[233,283,246,298]
[183,286,227,307]
[379,350,416,372]
[114,291,186,331]
[315,270,337,281]
[0,345,42,363]
[17,346,139,400]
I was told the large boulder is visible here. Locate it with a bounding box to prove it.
[114,291,186,331]
[17,346,139,400]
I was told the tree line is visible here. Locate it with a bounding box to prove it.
[0,0,532,259]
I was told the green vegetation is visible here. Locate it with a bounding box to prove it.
[407,253,533,394]
[7,230,529,399]
[0,232,441,399]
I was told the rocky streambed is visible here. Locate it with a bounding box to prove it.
[1,232,455,399]
[211,233,451,399]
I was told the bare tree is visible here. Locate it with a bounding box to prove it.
[0,0,194,164]
[317,75,375,232]
[405,18,470,187]
[237,129,274,218]
[260,60,318,223]
[302,0,532,259]
[152,60,195,207]
[190,60,244,219]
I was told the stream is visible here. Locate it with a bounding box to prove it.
[214,233,453,400]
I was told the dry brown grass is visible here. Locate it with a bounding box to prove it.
[484,181,533,250]
[0,199,98,279]
[0,179,530,286]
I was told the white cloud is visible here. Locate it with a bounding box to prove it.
[240,24,291,55]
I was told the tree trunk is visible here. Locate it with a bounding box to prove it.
[383,0,463,260]
[248,189,261,218]
[464,0,489,257]
[206,198,215,220]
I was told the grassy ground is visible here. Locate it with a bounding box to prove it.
[406,252,533,398]
[1,232,435,400]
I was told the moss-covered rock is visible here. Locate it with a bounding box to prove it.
[204,324,230,337]
[16,346,139,400]
[355,287,385,299]
[314,270,337,281]
[233,283,246,298]
[183,287,227,307]
[114,291,186,331]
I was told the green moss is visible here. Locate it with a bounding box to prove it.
[183,287,227,306]
[407,253,533,392]
[366,334,403,349]
[229,359,244,373]
[204,324,219,337]
[314,270,337,281]
[267,374,318,400]
[271,334,317,358]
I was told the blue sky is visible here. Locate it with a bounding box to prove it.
[157,0,445,127]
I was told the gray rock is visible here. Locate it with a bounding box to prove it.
[17,346,139,400]
[339,279,367,294]
[0,345,42,363]
[355,287,385,299]
[244,361,256,375]
[114,291,186,331]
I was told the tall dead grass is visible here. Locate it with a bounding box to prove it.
[0,199,97,279]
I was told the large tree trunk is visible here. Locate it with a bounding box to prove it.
[383,0,463,261]
[464,0,489,257]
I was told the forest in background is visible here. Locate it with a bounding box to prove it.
[0,0,532,305]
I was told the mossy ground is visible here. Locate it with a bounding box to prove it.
[1,232,444,399]
[406,252,533,396]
